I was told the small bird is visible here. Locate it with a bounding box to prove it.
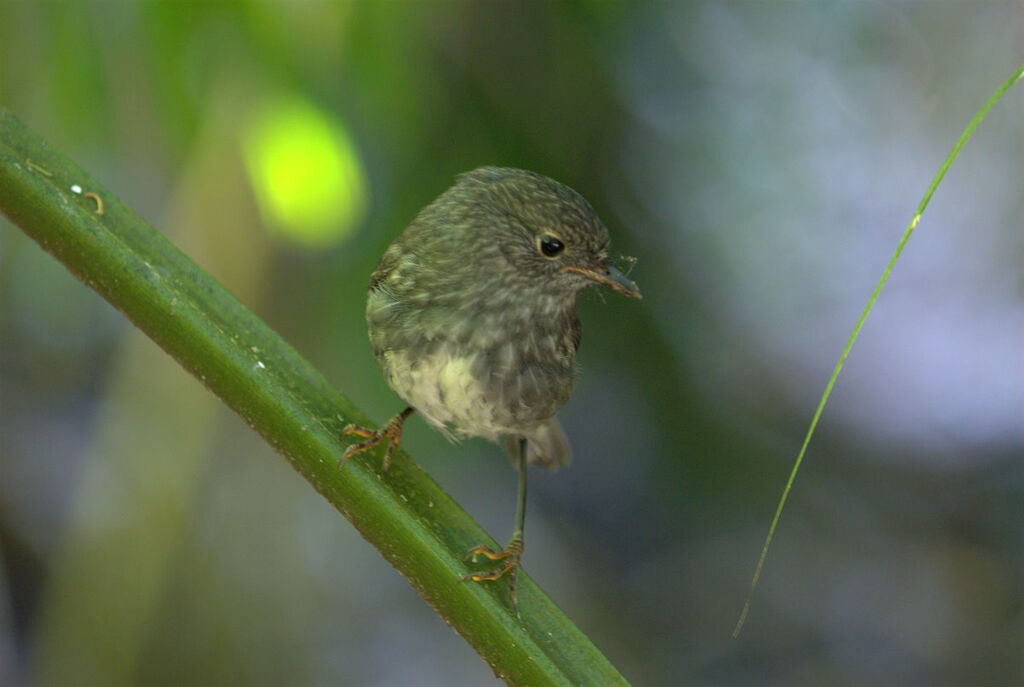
[340,167,641,609]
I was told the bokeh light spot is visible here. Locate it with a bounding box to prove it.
[243,96,368,247]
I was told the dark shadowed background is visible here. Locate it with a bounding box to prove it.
[1,3,1021,685]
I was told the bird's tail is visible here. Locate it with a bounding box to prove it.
[505,417,571,471]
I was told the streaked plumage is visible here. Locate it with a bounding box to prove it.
[341,166,640,609]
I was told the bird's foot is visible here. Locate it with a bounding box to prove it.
[461,534,524,614]
[339,407,413,471]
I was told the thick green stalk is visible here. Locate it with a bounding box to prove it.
[0,108,628,687]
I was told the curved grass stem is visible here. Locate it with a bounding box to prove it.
[734,62,1024,637]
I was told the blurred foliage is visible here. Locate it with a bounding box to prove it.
[1,3,1022,686]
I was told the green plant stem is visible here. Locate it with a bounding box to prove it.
[0,108,628,687]
[733,62,1024,637]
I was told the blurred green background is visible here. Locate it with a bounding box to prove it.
[1,3,1021,685]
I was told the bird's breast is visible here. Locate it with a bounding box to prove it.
[369,297,579,439]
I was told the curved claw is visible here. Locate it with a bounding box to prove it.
[464,544,513,564]
[460,535,525,615]
[338,408,414,471]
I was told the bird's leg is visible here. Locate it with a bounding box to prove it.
[339,407,414,471]
[462,437,528,615]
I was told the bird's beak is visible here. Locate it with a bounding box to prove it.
[564,262,642,299]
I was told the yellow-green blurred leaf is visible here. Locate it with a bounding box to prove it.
[243,96,367,248]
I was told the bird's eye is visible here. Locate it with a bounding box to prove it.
[538,234,565,258]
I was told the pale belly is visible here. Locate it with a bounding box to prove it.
[379,345,572,441]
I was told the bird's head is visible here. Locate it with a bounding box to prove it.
[454,167,642,302]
